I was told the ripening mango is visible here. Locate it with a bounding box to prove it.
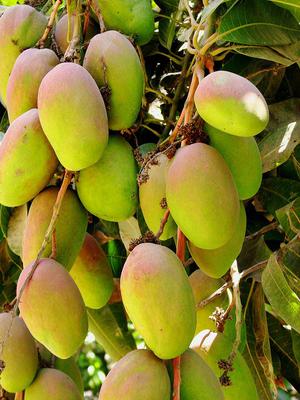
[6,48,59,123]
[17,258,88,359]
[83,31,144,130]
[38,63,108,171]
[0,314,38,393]
[0,109,58,207]
[22,187,88,271]
[77,134,138,222]
[194,71,269,137]
[120,243,196,359]
[99,349,171,400]
[166,143,240,249]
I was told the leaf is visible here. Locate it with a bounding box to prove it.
[7,205,27,256]
[238,236,272,278]
[200,0,230,24]
[236,44,300,66]
[0,205,11,241]
[291,329,300,370]
[103,239,127,278]
[276,197,300,240]
[269,0,300,22]
[118,216,141,252]
[159,8,182,50]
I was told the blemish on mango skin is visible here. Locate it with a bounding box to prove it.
[15,168,24,176]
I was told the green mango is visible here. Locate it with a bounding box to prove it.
[166,143,240,249]
[120,243,196,359]
[0,314,38,393]
[188,203,246,278]
[139,154,177,240]
[17,258,88,359]
[22,187,88,271]
[6,48,59,123]
[55,357,84,395]
[38,62,108,171]
[83,31,144,130]
[99,349,171,399]
[0,5,47,106]
[194,71,269,137]
[77,134,138,222]
[0,109,58,207]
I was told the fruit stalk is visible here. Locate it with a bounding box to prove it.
[37,0,62,48]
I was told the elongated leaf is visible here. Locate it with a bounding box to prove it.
[269,0,300,22]
[276,197,300,240]
[291,329,300,371]
[159,8,183,50]
[200,0,230,24]
[0,205,11,241]
[236,45,299,66]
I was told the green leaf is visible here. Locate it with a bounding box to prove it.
[103,239,127,278]
[0,205,11,241]
[238,236,272,276]
[236,44,300,66]
[291,329,300,370]
[276,197,300,240]
[158,8,182,50]
[200,0,230,24]
[269,0,300,22]
[7,205,27,256]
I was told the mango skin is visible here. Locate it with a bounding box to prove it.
[0,5,47,106]
[6,48,59,123]
[206,124,262,200]
[188,203,246,278]
[17,258,88,359]
[0,314,38,393]
[22,187,88,271]
[139,154,177,240]
[120,243,196,359]
[194,71,269,137]
[166,143,240,249]
[83,31,144,130]
[70,233,114,309]
[38,62,108,171]
[77,134,138,222]
[99,349,171,400]
[0,109,58,207]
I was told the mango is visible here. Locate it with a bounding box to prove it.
[0,314,38,393]
[77,134,138,222]
[194,71,269,137]
[70,233,114,309]
[139,154,177,240]
[25,368,82,400]
[93,0,154,45]
[120,243,196,359]
[17,258,88,359]
[188,203,246,278]
[38,63,108,171]
[0,5,47,106]
[83,31,144,130]
[206,124,262,199]
[99,349,171,400]
[0,109,58,207]
[166,143,240,249]
[6,48,59,123]
[22,187,88,271]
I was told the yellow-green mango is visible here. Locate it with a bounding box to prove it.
[0,5,47,106]
[22,187,88,271]
[77,134,138,222]
[194,71,269,137]
[25,368,82,400]
[38,63,108,171]
[93,0,154,45]
[206,124,262,199]
[188,203,246,278]
[17,258,88,359]
[83,31,144,130]
[166,143,240,249]
[0,109,58,207]
[0,314,38,393]
[6,48,59,123]
[99,349,171,400]
[120,243,196,359]
[70,233,114,309]
[139,154,177,240]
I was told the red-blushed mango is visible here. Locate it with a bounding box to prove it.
[206,124,262,199]
[99,349,171,400]
[0,314,38,393]
[77,134,138,222]
[194,71,269,137]
[0,5,47,106]
[70,233,114,309]
[139,154,177,240]
[0,109,58,207]
[22,187,88,271]
[25,368,82,400]
[120,243,196,359]
[83,31,144,130]
[188,203,246,278]
[166,143,240,249]
[38,63,108,171]
[17,258,88,359]
[6,48,59,123]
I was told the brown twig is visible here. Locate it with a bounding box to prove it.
[246,222,278,240]
[155,209,171,239]
[108,279,122,304]
[64,0,82,62]
[245,64,286,80]
[91,0,105,32]
[50,229,57,259]
[83,0,91,38]
[14,392,24,400]
[36,0,62,48]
